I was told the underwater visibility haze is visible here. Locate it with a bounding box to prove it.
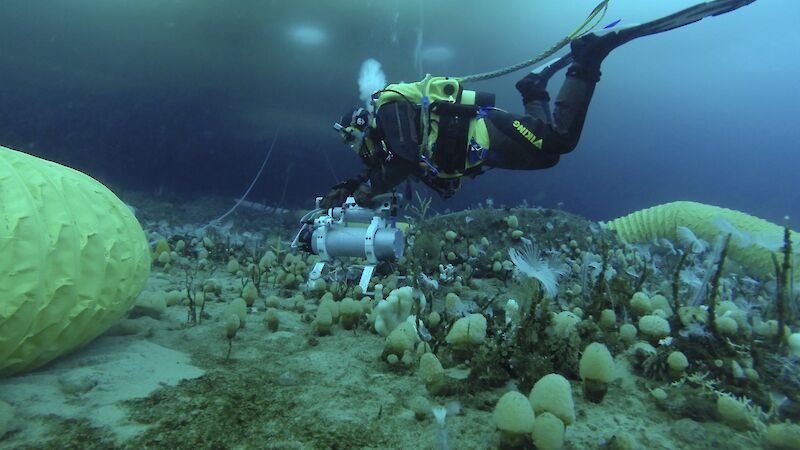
[0,0,799,449]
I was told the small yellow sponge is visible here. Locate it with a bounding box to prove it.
[0,147,151,376]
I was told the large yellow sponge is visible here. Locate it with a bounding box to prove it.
[606,201,798,282]
[0,147,150,376]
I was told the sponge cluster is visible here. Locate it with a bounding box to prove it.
[373,286,421,336]
[493,373,575,449]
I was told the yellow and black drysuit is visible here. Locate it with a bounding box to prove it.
[321,59,604,209]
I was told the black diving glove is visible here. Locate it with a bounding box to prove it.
[351,182,375,208]
[319,187,348,210]
[319,179,375,209]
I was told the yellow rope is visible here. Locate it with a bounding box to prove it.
[570,0,611,39]
[456,0,610,84]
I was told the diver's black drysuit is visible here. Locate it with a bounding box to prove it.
[321,49,606,209]
[321,0,756,209]
[482,63,600,171]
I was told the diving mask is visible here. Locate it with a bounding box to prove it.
[333,107,371,152]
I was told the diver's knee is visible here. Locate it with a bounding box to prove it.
[516,73,551,104]
[542,135,578,155]
[566,63,602,84]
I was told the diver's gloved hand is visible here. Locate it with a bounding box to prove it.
[319,181,355,210]
[351,182,375,208]
[319,187,348,210]
[319,178,374,209]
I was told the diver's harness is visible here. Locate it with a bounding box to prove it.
[360,75,498,198]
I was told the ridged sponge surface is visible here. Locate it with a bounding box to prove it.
[606,201,798,282]
[0,147,150,376]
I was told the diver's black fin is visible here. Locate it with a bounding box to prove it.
[533,0,758,76]
[609,0,757,39]
[531,56,573,81]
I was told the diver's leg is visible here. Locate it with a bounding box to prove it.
[513,52,578,126]
[546,19,650,145]
[500,65,596,162]
[515,74,552,126]
[547,31,623,148]
[550,64,598,145]
[512,0,758,156]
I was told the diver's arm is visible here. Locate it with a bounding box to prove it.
[319,172,368,209]
[319,157,415,208]
[363,156,416,195]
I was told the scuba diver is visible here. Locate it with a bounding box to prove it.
[320,0,756,210]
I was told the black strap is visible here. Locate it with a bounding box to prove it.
[416,174,461,199]
[429,101,479,174]
[374,101,420,163]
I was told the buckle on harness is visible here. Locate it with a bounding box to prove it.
[419,155,439,175]
[468,138,488,164]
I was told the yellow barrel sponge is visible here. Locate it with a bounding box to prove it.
[528,373,575,426]
[445,313,487,347]
[493,391,535,436]
[579,342,615,403]
[606,201,798,282]
[0,147,150,376]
